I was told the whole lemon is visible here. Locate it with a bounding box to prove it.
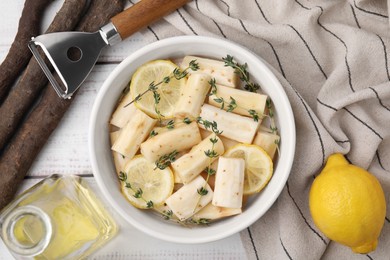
[309,153,386,253]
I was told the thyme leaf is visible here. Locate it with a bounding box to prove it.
[118,171,127,182]
[213,97,224,104]
[204,149,218,158]
[226,96,237,112]
[134,188,143,198]
[155,150,179,170]
[189,59,200,71]
[149,130,158,137]
[162,210,173,220]
[248,109,260,122]
[209,78,217,96]
[146,201,154,209]
[205,167,216,176]
[183,117,192,124]
[163,76,170,84]
[209,137,218,144]
[197,187,208,196]
[166,120,175,129]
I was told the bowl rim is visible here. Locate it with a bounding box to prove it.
[89,35,296,244]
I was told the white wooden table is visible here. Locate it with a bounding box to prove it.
[0,1,247,259]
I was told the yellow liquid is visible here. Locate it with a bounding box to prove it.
[2,175,117,259]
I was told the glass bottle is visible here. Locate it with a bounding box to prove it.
[0,175,118,259]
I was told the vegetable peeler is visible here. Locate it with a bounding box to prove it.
[28,0,190,99]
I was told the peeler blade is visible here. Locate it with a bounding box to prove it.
[28,31,108,99]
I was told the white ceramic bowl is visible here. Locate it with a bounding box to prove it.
[89,36,295,244]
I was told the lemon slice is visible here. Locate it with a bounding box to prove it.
[130,60,186,119]
[120,155,174,209]
[224,144,273,195]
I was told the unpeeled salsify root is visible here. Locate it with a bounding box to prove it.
[0,0,51,103]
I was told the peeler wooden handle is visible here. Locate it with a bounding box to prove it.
[29,0,191,99]
[111,0,190,40]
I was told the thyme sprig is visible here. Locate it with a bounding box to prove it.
[156,208,208,226]
[274,138,281,156]
[209,78,263,122]
[193,118,222,211]
[189,218,211,225]
[152,86,163,121]
[210,79,237,112]
[124,60,199,109]
[119,171,154,208]
[266,99,278,134]
[155,150,179,170]
[197,117,223,136]
[222,55,260,92]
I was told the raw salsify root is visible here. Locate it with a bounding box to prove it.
[0,0,51,102]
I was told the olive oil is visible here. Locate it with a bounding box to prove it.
[0,175,117,259]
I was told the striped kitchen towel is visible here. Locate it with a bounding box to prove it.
[132,0,390,259]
